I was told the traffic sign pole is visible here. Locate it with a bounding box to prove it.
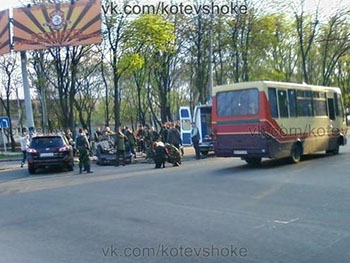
[0,117,10,153]
[0,123,7,153]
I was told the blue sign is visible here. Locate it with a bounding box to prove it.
[0,117,10,128]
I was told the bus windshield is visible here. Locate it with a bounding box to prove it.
[216,88,259,117]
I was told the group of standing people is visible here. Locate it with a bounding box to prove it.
[18,120,202,171]
[74,126,130,169]
[137,122,184,163]
[76,121,201,170]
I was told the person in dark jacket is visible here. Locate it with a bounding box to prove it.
[167,122,182,150]
[191,122,201,159]
[153,141,167,168]
[159,123,168,143]
[125,127,136,158]
[94,127,102,143]
[136,125,146,153]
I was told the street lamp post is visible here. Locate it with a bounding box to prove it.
[20,51,35,134]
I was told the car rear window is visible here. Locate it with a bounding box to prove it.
[30,137,64,148]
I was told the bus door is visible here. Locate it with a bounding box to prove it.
[179,106,192,145]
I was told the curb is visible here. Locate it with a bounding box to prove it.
[0,158,22,162]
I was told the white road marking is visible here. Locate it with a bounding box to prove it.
[274,218,300,224]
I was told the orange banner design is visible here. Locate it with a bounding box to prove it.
[0,10,10,56]
[13,0,102,51]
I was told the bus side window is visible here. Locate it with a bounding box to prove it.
[328,98,335,120]
[313,92,327,116]
[288,89,297,117]
[338,93,345,121]
[297,90,313,117]
[335,93,344,118]
[268,88,278,118]
[278,90,288,118]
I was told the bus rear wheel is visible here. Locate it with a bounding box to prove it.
[290,143,303,163]
[245,157,262,166]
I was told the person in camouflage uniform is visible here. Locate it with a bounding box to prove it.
[76,128,93,174]
[124,127,136,158]
[114,127,127,166]
[165,143,181,167]
[144,125,154,160]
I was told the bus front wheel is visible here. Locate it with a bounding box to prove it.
[326,143,339,155]
[290,143,303,163]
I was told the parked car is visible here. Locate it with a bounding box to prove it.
[95,138,132,165]
[26,135,74,174]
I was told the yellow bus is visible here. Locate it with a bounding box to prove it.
[211,81,348,165]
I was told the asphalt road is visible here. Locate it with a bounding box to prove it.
[0,145,350,263]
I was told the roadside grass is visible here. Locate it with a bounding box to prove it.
[0,153,22,159]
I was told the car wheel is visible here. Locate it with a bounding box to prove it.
[200,150,209,156]
[67,164,74,171]
[28,165,36,174]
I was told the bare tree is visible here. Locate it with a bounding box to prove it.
[318,10,350,86]
[47,45,93,130]
[0,54,19,151]
[294,0,320,83]
[103,0,131,130]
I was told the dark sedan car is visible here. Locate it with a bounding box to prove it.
[27,135,74,174]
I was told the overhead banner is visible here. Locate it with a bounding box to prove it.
[13,0,102,51]
[0,10,10,56]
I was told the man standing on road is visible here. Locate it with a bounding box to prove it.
[76,128,93,174]
[191,122,201,159]
[20,132,30,167]
[124,127,136,158]
[115,127,127,167]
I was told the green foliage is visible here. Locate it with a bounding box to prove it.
[118,53,144,75]
[126,14,176,53]
[251,14,280,50]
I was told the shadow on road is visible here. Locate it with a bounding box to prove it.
[216,152,342,175]
[0,166,73,185]
[29,167,74,176]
